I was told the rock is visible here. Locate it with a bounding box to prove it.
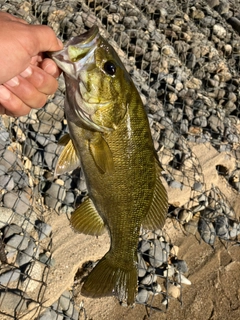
[0,149,19,170]
[31,121,62,135]
[169,180,183,189]
[0,289,32,315]
[37,102,64,122]
[59,291,74,317]
[207,0,219,8]
[227,17,240,34]
[44,182,66,211]
[39,308,53,320]
[29,132,56,147]
[175,273,191,285]
[22,137,38,158]
[35,221,52,241]
[64,191,75,205]
[136,288,149,303]
[39,252,55,267]
[11,170,29,188]
[0,269,21,285]
[214,215,229,239]
[3,191,30,215]
[172,259,188,273]
[149,240,170,268]
[16,237,39,266]
[44,143,59,171]
[198,218,216,246]
[21,262,43,293]
[0,207,35,233]
[3,224,23,238]
[6,234,29,251]
[138,252,147,277]
[168,283,180,298]
[140,273,157,285]
[213,24,227,39]
[0,174,15,191]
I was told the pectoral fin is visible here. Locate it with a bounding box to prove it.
[89,134,114,174]
[142,161,168,230]
[55,135,80,176]
[71,197,106,236]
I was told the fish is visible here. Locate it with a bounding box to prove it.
[51,26,168,305]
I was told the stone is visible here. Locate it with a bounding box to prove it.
[0,174,15,191]
[31,121,62,135]
[172,259,188,273]
[3,191,30,215]
[198,218,216,246]
[3,224,23,238]
[44,182,66,211]
[35,221,52,241]
[0,289,31,315]
[11,170,29,188]
[137,252,147,278]
[0,149,19,170]
[64,191,75,205]
[16,237,39,267]
[44,143,59,171]
[22,137,38,158]
[141,273,157,285]
[37,102,64,122]
[149,240,170,268]
[213,24,227,39]
[136,288,149,303]
[6,234,29,251]
[59,291,74,317]
[0,269,21,285]
[168,283,180,298]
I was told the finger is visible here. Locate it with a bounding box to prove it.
[19,65,59,95]
[0,12,28,24]
[40,58,62,78]
[0,85,32,117]
[28,24,63,53]
[3,77,48,110]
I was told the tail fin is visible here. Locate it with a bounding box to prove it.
[81,254,137,305]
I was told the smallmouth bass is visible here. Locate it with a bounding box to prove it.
[51,26,168,305]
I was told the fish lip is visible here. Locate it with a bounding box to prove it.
[50,26,99,68]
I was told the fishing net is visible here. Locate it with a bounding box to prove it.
[0,0,240,319]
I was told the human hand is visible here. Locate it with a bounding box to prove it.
[0,12,63,117]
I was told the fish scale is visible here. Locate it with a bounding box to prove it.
[51,25,168,305]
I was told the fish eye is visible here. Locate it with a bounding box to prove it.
[103,61,116,76]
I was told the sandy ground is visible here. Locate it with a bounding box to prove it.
[40,142,240,320]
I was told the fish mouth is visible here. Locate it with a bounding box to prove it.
[51,26,113,133]
[50,26,99,78]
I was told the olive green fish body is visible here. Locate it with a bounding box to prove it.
[51,26,168,304]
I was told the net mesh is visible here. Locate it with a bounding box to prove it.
[0,0,240,319]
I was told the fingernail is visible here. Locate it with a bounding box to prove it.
[0,85,11,101]
[44,62,57,76]
[20,66,32,78]
[5,76,19,87]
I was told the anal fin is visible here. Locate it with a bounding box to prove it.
[142,160,168,230]
[71,197,105,236]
